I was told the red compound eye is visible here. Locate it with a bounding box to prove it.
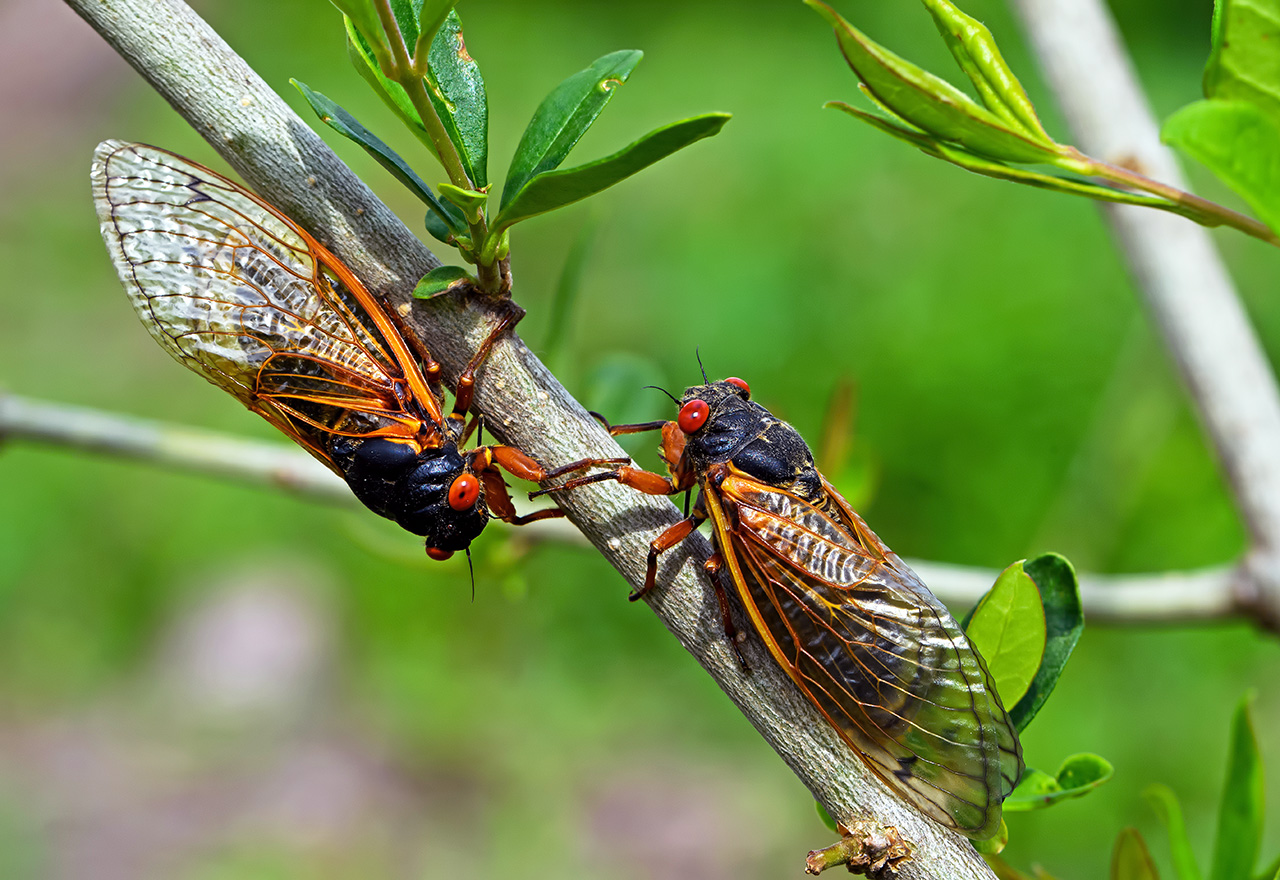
[725,377,750,397]
[448,473,481,511]
[426,547,454,561]
[678,399,710,433]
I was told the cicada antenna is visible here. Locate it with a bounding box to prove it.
[466,547,475,602]
[643,385,681,406]
[695,347,709,384]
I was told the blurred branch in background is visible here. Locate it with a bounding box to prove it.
[0,393,353,504]
[2,393,1264,629]
[1008,0,1280,632]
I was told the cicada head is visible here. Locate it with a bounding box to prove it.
[675,377,766,467]
[332,437,488,560]
[396,445,490,560]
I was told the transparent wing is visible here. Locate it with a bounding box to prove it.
[712,472,1022,839]
[90,140,437,464]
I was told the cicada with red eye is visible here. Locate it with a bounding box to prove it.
[537,375,1023,839]
[92,141,567,559]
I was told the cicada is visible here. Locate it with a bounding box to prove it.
[91,141,565,559]
[538,375,1023,839]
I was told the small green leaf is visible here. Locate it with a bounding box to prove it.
[492,113,730,233]
[1113,829,1161,880]
[1004,754,1113,811]
[413,265,472,298]
[1163,99,1280,234]
[1145,784,1204,880]
[346,18,437,154]
[425,210,453,243]
[806,0,1063,164]
[425,11,489,188]
[1203,0,1280,120]
[1210,692,1264,880]
[438,182,488,224]
[964,560,1046,709]
[919,0,1050,140]
[502,50,644,211]
[1010,553,1083,733]
[827,102,1183,213]
[411,0,458,65]
[331,0,391,69]
[291,79,463,232]
[815,800,838,833]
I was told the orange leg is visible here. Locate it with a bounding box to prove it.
[452,300,525,420]
[632,511,705,601]
[705,551,748,671]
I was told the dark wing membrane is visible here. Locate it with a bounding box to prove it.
[90,141,433,468]
[711,472,1022,839]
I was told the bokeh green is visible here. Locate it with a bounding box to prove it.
[1,0,1277,877]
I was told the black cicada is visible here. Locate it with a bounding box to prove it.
[92,141,565,559]
[538,375,1023,839]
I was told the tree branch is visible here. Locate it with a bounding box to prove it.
[1008,0,1280,632]
[4,392,1262,629]
[63,0,995,874]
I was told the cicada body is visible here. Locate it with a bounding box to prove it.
[92,141,561,558]
[539,377,1023,839]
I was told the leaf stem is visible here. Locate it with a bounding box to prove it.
[371,0,501,292]
[1062,147,1280,247]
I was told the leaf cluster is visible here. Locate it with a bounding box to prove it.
[1162,0,1280,235]
[297,0,729,296]
[809,0,1280,246]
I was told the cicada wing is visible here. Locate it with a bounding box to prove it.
[711,472,1022,839]
[90,141,436,466]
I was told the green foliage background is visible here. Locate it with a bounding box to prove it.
[1,0,1277,876]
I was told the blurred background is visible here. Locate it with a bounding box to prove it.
[1,0,1277,877]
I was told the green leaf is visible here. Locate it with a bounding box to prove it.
[345,8,487,187]
[827,102,1184,213]
[806,0,1063,164]
[424,11,488,188]
[331,0,390,68]
[346,17,437,154]
[1010,553,1083,733]
[1203,0,1280,120]
[963,560,1046,709]
[1210,692,1264,880]
[411,0,457,65]
[919,0,1050,140]
[1113,829,1161,880]
[1163,99,1280,234]
[438,182,488,224]
[1004,754,1114,812]
[413,265,472,298]
[290,79,463,232]
[1145,784,1204,880]
[424,210,454,243]
[492,113,730,233]
[502,50,644,211]
[815,800,838,833]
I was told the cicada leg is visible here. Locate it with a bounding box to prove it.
[452,299,525,420]
[704,550,749,672]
